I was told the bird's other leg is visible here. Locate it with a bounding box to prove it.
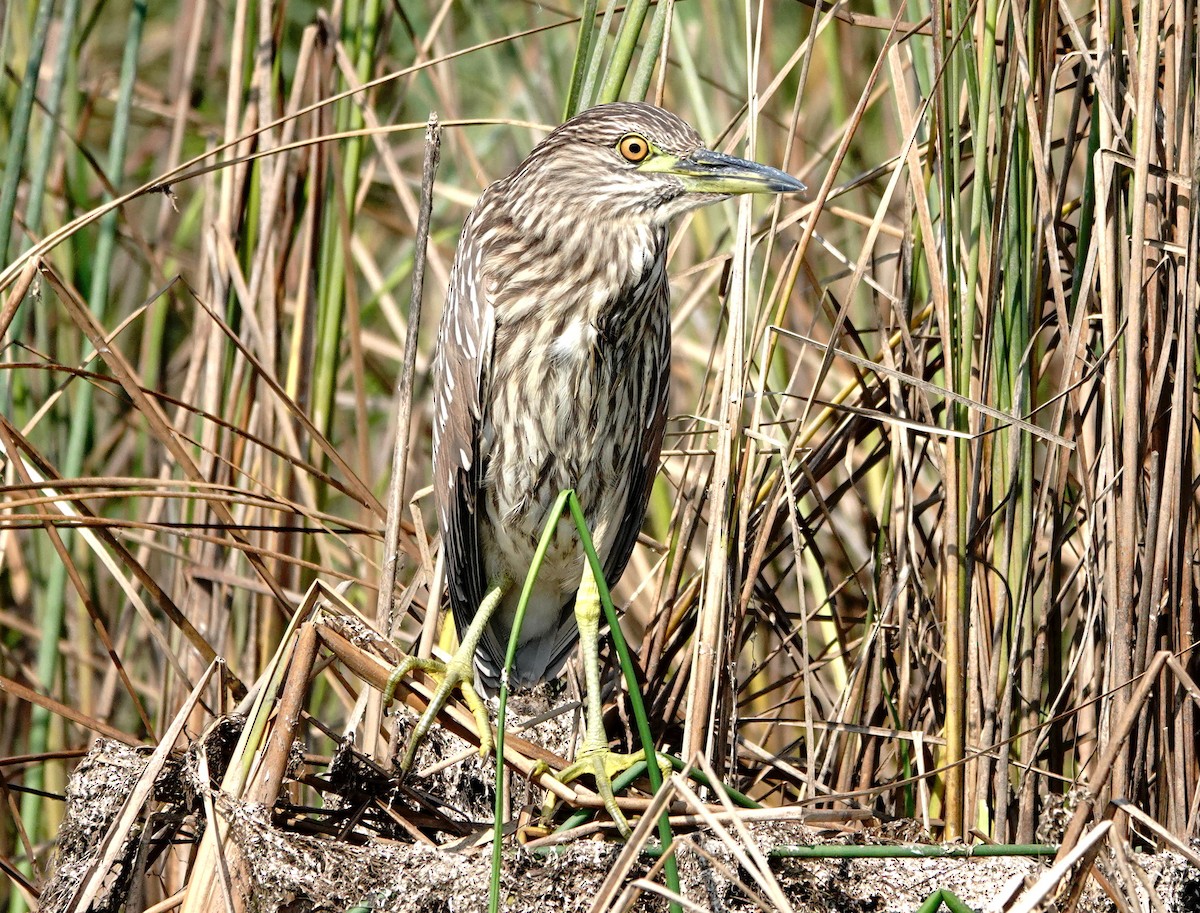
[548,566,666,837]
[385,581,507,773]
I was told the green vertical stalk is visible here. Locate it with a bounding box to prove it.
[988,104,1030,838]
[937,0,971,838]
[564,0,600,118]
[1013,12,1037,840]
[579,0,621,111]
[11,5,145,907]
[0,0,55,264]
[597,0,651,103]
[20,0,82,252]
[312,0,381,441]
[4,0,81,516]
[1012,121,1034,835]
[961,0,999,332]
[0,0,59,427]
[627,0,672,103]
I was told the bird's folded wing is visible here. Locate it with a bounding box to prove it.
[433,207,495,645]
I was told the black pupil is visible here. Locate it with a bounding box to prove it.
[627,141,642,156]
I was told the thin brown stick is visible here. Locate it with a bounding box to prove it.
[246,623,320,806]
[1055,650,1171,858]
[377,114,441,642]
[368,114,440,763]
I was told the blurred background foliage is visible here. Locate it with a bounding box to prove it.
[1,0,1198,907]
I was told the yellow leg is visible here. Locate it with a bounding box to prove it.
[385,582,507,772]
[546,565,670,837]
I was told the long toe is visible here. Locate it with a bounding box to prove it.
[544,747,667,838]
[385,652,493,774]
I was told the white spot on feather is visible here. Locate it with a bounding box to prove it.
[552,319,597,362]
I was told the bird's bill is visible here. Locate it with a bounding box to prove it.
[643,148,806,195]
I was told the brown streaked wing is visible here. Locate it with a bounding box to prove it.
[601,297,670,590]
[432,204,494,638]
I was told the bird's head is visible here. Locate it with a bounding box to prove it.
[501,102,806,229]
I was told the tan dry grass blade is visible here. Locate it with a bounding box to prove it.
[589,773,682,913]
[1106,835,1157,913]
[676,755,796,913]
[64,661,220,913]
[244,623,320,806]
[771,329,1075,449]
[1111,799,1200,870]
[40,265,293,610]
[0,414,223,688]
[1005,821,1112,913]
[1056,651,1171,858]
[681,194,750,766]
[368,115,441,764]
[177,581,329,913]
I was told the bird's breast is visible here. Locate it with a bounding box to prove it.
[483,279,665,553]
[473,219,669,587]
[549,316,599,365]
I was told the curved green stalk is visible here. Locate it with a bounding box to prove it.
[489,490,573,913]
[489,489,680,912]
[564,491,681,904]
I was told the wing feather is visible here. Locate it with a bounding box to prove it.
[601,329,669,589]
[433,206,495,642]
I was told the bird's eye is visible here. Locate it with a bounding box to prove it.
[617,133,651,163]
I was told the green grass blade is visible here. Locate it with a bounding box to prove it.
[564,0,600,118]
[490,489,574,913]
[579,0,620,111]
[597,0,651,103]
[13,6,146,903]
[0,0,55,263]
[627,0,672,102]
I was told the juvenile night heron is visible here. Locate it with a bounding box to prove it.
[398,102,804,829]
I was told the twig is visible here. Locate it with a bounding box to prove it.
[376,112,441,640]
[371,114,440,762]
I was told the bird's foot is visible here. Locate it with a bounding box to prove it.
[385,582,507,773]
[384,650,492,774]
[541,743,673,837]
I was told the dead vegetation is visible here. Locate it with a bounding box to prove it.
[1,0,1199,910]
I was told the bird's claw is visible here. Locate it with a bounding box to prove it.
[384,654,492,773]
[541,746,672,838]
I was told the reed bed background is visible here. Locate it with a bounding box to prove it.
[0,0,1197,907]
